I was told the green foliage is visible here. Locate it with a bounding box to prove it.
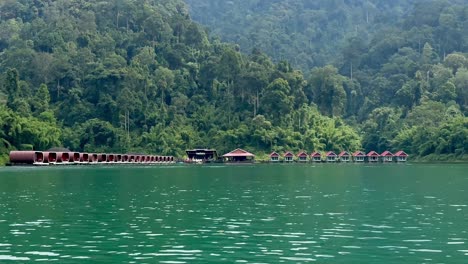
[308,66,347,117]
[5,68,20,108]
[0,105,61,151]
[0,0,466,162]
[32,83,50,113]
[261,78,293,124]
[393,116,467,157]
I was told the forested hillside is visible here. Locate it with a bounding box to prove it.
[0,0,466,164]
[186,0,468,160]
[185,0,413,70]
[185,0,468,70]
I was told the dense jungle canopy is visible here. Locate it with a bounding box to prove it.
[0,0,467,163]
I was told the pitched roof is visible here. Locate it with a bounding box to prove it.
[395,150,408,157]
[310,151,321,157]
[297,151,308,157]
[222,148,255,157]
[353,151,366,157]
[269,152,279,157]
[367,151,380,157]
[339,151,350,157]
[284,151,294,157]
[326,151,337,156]
[381,151,394,157]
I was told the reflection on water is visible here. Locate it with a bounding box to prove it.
[0,164,467,263]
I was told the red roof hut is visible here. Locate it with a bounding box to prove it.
[353,151,366,162]
[297,151,308,162]
[338,151,351,162]
[380,151,394,162]
[326,151,337,162]
[222,148,255,163]
[367,151,380,162]
[284,151,294,162]
[269,152,280,162]
[310,151,322,162]
[395,150,408,162]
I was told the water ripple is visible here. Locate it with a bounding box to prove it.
[0,165,467,263]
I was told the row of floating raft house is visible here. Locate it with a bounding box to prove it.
[185,148,408,163]
[9,151,175,166]
[269,150,408,163]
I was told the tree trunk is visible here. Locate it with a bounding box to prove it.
[116,10,120,27]
[57,79,60,99]
[256,89,260,114]
[253,95,257,117]
[126,110,130,149]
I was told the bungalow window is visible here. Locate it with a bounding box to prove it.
[271,156,279,161]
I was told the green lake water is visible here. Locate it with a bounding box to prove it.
[0,164,467,263]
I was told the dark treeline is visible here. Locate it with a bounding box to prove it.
[0,0,466,164]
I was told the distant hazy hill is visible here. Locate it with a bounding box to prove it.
[185,0,468,72]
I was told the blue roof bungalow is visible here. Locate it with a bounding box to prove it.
[310,151,322,162]
[269,152,280,162]
[326,151,337,162]
[297,151,308,162]
[284,151,294,163]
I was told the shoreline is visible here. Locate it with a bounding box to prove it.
[2,161,467,167]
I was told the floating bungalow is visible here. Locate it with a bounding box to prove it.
[79,153,89,164]
[311,152,322,162]
[367,151,380,162]
[338,151,351,162]
[381,151,394,162]
[284,151,294,163]
[269,152,280,162]
[9,150,174,166]
[395,150,408,162]
[186,149,218,163]
[297,151,308,162]
[222,148,255,163]
[56,152,70,164]
[9,151,45,165]
[90,153,98,163]
[353,151,366,162]
[326,151,337,162]
[8,147,409,166]
[69,152,80,163]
